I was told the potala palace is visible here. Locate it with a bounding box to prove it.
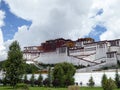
[23,38,120,72]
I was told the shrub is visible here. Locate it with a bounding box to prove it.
[43,78,50,87]
[37,73,43,86]
[52,62,76,87]
[101,73,116,90]
[30,74,35,87]
[2,76,9,86]
[68,85,80,90]
[23,74,27,82]
[103,78,116,90]
[115,69,120,88]
[88,76,95,87]
[101,73,107,89]
[15,83,29,90]
[52,79,61,87]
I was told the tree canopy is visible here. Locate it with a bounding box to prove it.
[88,76,95,87]
[4,41,25,87]
[52,62,76,87]
[115,69,120,88]
[101,73,108,89]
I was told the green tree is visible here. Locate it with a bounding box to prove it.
[41,67,51,87]
[0,61,6,70]
[2,76,8,86]
[24,64,39,74]
[52,65,64,87]
[4,41,25,87]
[30,73,35,87]
[104,78,116,90]
[43,78,50,87]
[101,73,107,90]
[23,74,28,84]
[37,73,43,86]
[88,76,95,87]
[52,62,76,87]
[47,66,52,87]
[115,69,120,88]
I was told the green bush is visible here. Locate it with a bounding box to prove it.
[15,83,29,90]
[30,74,35,87]
[88,76,95,87]
[115,69,120,88]
[53,62,76,87]
[24,64,39,74]
[101,73,107,89]
[103,78,116,90]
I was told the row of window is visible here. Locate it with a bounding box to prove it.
[107,53,115,58]
[110,40,119,46]
[59,47,66,53]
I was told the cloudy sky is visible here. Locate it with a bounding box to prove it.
[0,0,120,61]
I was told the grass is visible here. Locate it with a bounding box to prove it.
[0,86,120,90]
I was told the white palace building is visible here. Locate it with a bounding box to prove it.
[23,38,120,72]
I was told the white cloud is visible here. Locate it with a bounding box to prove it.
[91,0,120,40]
[4,0,96,47]
[0,10,7,61]
[4,0,120,49]
[0,29,7,61]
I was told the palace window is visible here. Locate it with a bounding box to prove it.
[107,52,116,58]
[59,47,66,53]
[110,40,119,46]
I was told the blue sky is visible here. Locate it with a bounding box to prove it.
[1,1,31,41]
[87,25,106,41]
